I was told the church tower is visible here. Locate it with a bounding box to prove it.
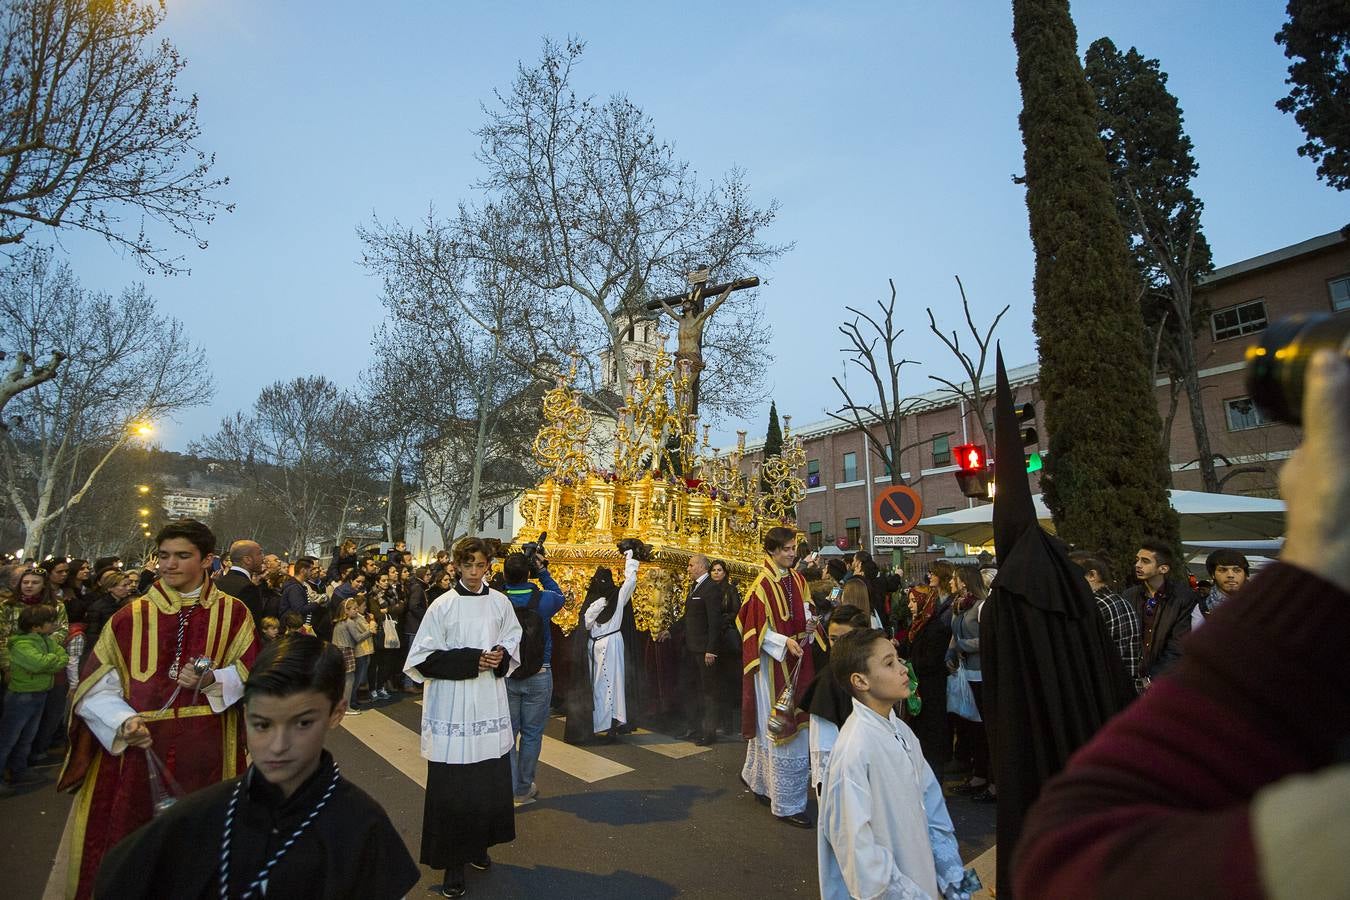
[599,312,664,393]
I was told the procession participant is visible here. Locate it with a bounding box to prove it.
[737,526,822,828]
[404,536,521,899]
[798,604,871,798]
[818,629,969,900]
[95,634,419,900]
[583,550,640,741]
[57,519,258,900]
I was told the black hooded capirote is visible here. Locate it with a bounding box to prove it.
[983,349,1133,898]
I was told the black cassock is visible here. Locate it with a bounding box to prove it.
[414,647,516,868]
[983,350,1134,898]
[95,751,419,900]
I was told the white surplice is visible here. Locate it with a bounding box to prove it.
[741,618,811,817]
[584,554,639,733]
[818,698,965,900]
[404,586,522,764]
[809,712,841,797]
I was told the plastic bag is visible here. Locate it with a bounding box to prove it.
[946,666,981,722]
[382,616,401,649]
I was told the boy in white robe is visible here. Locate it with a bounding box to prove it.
[405,537,522,899]
[583,550,640,738]
[803,605,872,796]
[818,628,971,900]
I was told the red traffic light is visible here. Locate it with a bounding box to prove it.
[954,444,987,473]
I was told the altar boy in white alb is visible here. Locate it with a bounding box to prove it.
[818,629,970,900]
[405,536,522,899]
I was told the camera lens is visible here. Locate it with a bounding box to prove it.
[1245,311,1350,426]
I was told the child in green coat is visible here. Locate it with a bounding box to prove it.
[0,603,68,795]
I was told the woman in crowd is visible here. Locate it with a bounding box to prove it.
[327,539,359,582]
[428,569,454,601]
[946,563,993,802]
[840,579,884,631]
[82,571,138,646]
[899,581,953,775]
[708,559,743,736]
[64,560,93,622]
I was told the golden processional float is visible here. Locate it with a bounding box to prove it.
[509,345,807,637]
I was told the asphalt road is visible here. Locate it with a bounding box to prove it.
[4,694,996,899]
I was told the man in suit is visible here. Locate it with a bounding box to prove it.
[681,554,724,746]
[214,540,267,626]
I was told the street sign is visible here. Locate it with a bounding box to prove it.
[873,485,923,535]
[874,534,921,549]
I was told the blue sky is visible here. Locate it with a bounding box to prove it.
[59,1,1347,451]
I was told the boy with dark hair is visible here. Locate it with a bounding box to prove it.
[0,604,66,797]
[405,536,521,898]
[96,634,419,899]
[1123,540,1196,687]
[800,604,871,797]
[59,519,259,899]
[818,629,970,900]
[1192,548,1250,630]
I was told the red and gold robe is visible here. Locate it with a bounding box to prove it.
[736,557,817,740]
[56,579,257,900]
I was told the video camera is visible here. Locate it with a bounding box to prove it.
[617,537,654,562]
[1246,310,1349,425]
[520,532,547,576]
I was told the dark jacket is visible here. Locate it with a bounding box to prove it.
[214,568,264,625]
[1123,579,1195,679]
[404,578,428,636]
[682,574,723,654]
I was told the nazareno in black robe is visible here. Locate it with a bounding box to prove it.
[94,750,419,900]
[983,350,1134,898]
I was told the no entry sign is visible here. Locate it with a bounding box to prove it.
[873,485,923,535]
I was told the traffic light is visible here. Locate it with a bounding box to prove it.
[953,443,990,498]
[1017,403,1042,473]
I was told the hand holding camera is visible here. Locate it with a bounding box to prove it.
[617,537,654,562]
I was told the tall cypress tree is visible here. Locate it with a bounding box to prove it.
[1012,0,1179,569]
[760,400,783,494]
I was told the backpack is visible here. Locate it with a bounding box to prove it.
[509,586,546,680]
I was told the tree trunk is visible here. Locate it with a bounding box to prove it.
[465,396,491,534]
[1178,341,1219,492]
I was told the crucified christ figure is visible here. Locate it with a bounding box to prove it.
[650,274,758,416]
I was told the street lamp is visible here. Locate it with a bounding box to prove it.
[138,508,150,517]
[137,485,151,495]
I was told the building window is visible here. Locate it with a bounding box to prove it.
[1211,299,1267,342]
[932,433,951,466]
[1331,276,1350,311]
[882,444,893,476]
[929,507,958,547]
[841,452,858,482]
[808,521,824,549]
[1225,396,1271,431]
[845,517,861,547]
[807,458,821,488]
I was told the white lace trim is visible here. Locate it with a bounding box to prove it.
[423,715,511,738]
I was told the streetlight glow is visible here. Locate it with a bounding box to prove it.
[137,485,151,495]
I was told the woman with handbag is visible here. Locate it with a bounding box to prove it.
[945,564,994,802]
[367,570,403,701]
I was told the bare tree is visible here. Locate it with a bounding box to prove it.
[361,226,544,547]
[193,377,376,558]
[463,38,785,422]
[923,276,1011,450]
[0,0,230,273]
[831,277,1012,488]
[0,247,212,555]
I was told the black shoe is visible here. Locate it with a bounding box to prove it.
[739,775,771,806]
[777,812,812,829]
[695,734,714,747]
[469,853,491,871]
[972,788,998,803]
[439,866,466,898]
[616,722,637,735]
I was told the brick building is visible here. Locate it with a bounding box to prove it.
[740,227,1350,566]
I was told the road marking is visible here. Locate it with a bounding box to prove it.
[346,707,634,785]
[42,803,75,900]
[340,708,428,788]
[626,728,711,759]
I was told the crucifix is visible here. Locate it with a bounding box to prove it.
[647,269,759,416]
